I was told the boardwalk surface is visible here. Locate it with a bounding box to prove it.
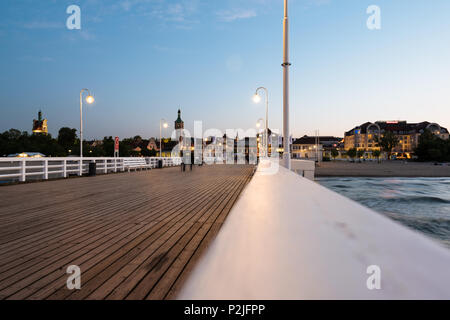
[0,165,254,300]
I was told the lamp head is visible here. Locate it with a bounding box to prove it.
[86,95,95,104]
[256,122,261,128]
[253,93,261,103]
[163,122,168,129]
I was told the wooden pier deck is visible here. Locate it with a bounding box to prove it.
[0,164,254,300]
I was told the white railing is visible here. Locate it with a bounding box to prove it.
[0,157,181,183]
[290,159,315,180]
[178,159,450,299]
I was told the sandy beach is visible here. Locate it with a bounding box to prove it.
[315,161,450,177]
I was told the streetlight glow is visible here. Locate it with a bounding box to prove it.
[160,119,168,158]
[86,95,95,104]
[253,94,261,103]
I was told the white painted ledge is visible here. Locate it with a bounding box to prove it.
[290,159,315,180]
[177,161,450,300]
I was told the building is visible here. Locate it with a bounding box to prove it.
[32,111,48,135]
[148,138,179,157]
[8,152,45,158]
[147,110,186,157]
[292,136,343,160]
[344,121,449,158]
[175,109,184,143]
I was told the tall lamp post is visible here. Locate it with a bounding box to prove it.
[160,119,168,158]
[256,118,264,157]
[282,0,291,169]
[79,89,95,176]
[253,87,269,157]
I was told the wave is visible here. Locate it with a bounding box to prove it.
[330,184,350,189]
[385,213,450,245]
[383,196,450,204]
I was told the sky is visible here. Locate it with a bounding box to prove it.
[0,0,449,140]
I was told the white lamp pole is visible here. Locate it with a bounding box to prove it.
[79,89,94,176]
[256,118,265,157]
[282,0,291,169]
[160,119,168,158]
[253,87,269,157]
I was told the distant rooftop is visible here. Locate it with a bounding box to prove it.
[345,121,449,136]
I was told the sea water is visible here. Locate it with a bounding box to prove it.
[317,177,450,248]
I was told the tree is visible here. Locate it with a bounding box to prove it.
[415,129,450,162]
[357,149,365,160]
[58,127,77,152]
[141,147,157,157]
[102,136,115,157]
[376,131,399,160]
[347,148,357,161]
[372,149,381,163]
[330,148,339,160]
[0,128,65,157]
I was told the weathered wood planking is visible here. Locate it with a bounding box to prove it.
[0,165,254,300]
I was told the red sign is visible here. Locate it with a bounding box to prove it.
[114,137,120,151]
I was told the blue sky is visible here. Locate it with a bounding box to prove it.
[1,0,449,139]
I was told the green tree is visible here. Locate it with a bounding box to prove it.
[58,127,77,152]
[415,129,450,162]
[102,136,115,157]
[347,148,357,161]
[330,148,339,160]
[372,149,382,163]
[141,147,157,157]
[357,149,365,160]
[376,131,399,160]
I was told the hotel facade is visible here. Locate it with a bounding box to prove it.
[292,136,343,161]
[344,121,449,158]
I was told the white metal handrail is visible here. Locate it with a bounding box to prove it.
[0,157,182,183]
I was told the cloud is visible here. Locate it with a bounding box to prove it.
[23,21,63,29]
[79,30,96,40]
[18,56,54,62]
[216,9,257,22]
[114,0,200,29]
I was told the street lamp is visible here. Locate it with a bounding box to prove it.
[253,87,269,157]
[79,88,94,176]
[160,119,168,158]
[256,118,264,157]
[282,0,291,169]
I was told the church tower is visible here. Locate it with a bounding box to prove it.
[175,109,184,142]
[32,110,48,135]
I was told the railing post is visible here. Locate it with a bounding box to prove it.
[79,158,83,176]
[63,160,67,178]
[44,160,48,180]
[104,159,107,174]
[20,159,26,182]
[114,158,117,173]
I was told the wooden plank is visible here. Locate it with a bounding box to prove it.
[21,174,231,300]
[0,165,254,300]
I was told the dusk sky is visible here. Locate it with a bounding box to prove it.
[1,0,449,140]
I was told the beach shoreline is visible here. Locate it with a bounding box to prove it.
[315,161,450,178]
